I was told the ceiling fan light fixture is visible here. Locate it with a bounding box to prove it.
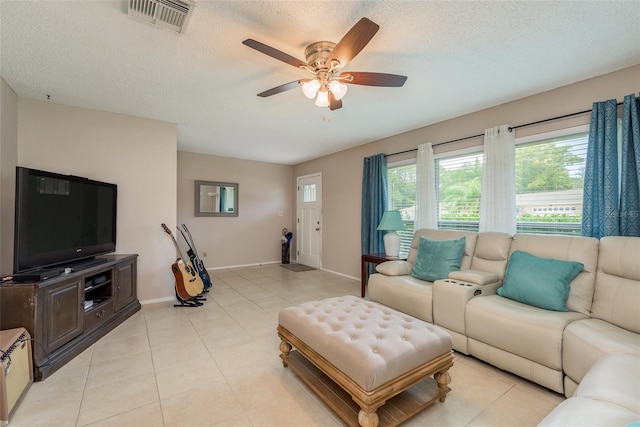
[302,79,321,99]
[244,18,407,111]
[329,80,348,101]
[314,89,330,107]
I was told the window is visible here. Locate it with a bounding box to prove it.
[302,183,316,202]
[387,162,416,256]
[386,126,589,249]
[515,127,588,235]
[435,150,483,231]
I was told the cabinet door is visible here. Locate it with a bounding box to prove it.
[114,260,136,311]
[45,279,84,353]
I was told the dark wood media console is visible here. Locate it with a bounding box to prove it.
[0,254,140,381]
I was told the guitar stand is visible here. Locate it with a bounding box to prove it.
[173,291,206,307]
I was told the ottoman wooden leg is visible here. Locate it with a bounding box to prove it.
[279,337,292,367]
[434,369,452,402]
[358,408,379,427]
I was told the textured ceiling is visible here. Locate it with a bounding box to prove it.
[2,1,639,165]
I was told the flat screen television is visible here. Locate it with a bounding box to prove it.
[14,166,117,274]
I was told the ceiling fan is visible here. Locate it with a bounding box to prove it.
[242,17,407,111]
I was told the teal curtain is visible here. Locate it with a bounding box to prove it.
[361,154,388,269]
[620,93,640,236]
[582,99,619,238]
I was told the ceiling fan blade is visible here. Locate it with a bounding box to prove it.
[345,72,407,87]
[328,91,342,111]
[257,80,306,97]
[327,17,379,69]
[243,39,307,68]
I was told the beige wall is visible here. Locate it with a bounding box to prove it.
[0,78,18,273]
[294,65,640,279]
[2,65,637,294]
[16,100,178,302]
[177,151,293,268]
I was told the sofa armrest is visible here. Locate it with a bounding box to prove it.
[433,277,502,338]
[375,260,413,276]
[448,269,499,286]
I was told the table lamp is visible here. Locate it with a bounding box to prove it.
[376,210,405,257]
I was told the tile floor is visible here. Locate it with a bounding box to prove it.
[9,264,564,426]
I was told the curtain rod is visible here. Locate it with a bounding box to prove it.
[386,101,624,158]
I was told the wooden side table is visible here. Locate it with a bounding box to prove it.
[361,253,407,297]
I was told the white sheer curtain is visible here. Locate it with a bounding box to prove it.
[414,143,438,230]
[479,125,516,233]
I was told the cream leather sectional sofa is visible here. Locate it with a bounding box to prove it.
[368,229,640,424]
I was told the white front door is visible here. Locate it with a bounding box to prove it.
[297,173,322,268]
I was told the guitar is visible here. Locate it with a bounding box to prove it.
[177,227,207,290]
[169,260,192,302]
[181,224,213,291]
[161,224,204,298]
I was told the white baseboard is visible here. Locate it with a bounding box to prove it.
[318,267,358,282]
[205,260,281,270]
[140,296,176,305]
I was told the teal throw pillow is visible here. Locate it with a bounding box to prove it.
[498,250,584,312]
[410,236,466,282]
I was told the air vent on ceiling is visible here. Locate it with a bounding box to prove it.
[128,0,194,33]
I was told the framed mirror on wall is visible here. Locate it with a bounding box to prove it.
[195,180,238,217]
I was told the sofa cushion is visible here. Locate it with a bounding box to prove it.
[469,232,513,280]
[410,236,466,282]
[407,229,477,270]
[591,236,640,334]
[497,250,583,312]
[510,234,599,316]
[563,318,640,385]
[466,295,586,370]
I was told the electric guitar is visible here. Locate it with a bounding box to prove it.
[180,224,213,291]
[161,223,204,298]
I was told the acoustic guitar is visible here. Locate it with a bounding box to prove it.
[161,223,204,298]
[169,260,192,301]
[181,224,212,291]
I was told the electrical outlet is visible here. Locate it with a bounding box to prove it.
[278,211,284,217]
[203,251,207,257]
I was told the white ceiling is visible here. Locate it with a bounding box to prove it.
[2,1,639,165]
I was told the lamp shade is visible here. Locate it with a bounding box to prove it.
[315,89,330,107]
[302,79,321,99]
[329,80,348,100]
[376,211,405,231]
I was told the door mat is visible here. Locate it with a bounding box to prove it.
[281,263,316,272]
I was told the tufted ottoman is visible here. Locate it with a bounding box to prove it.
[277,295,453,427]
